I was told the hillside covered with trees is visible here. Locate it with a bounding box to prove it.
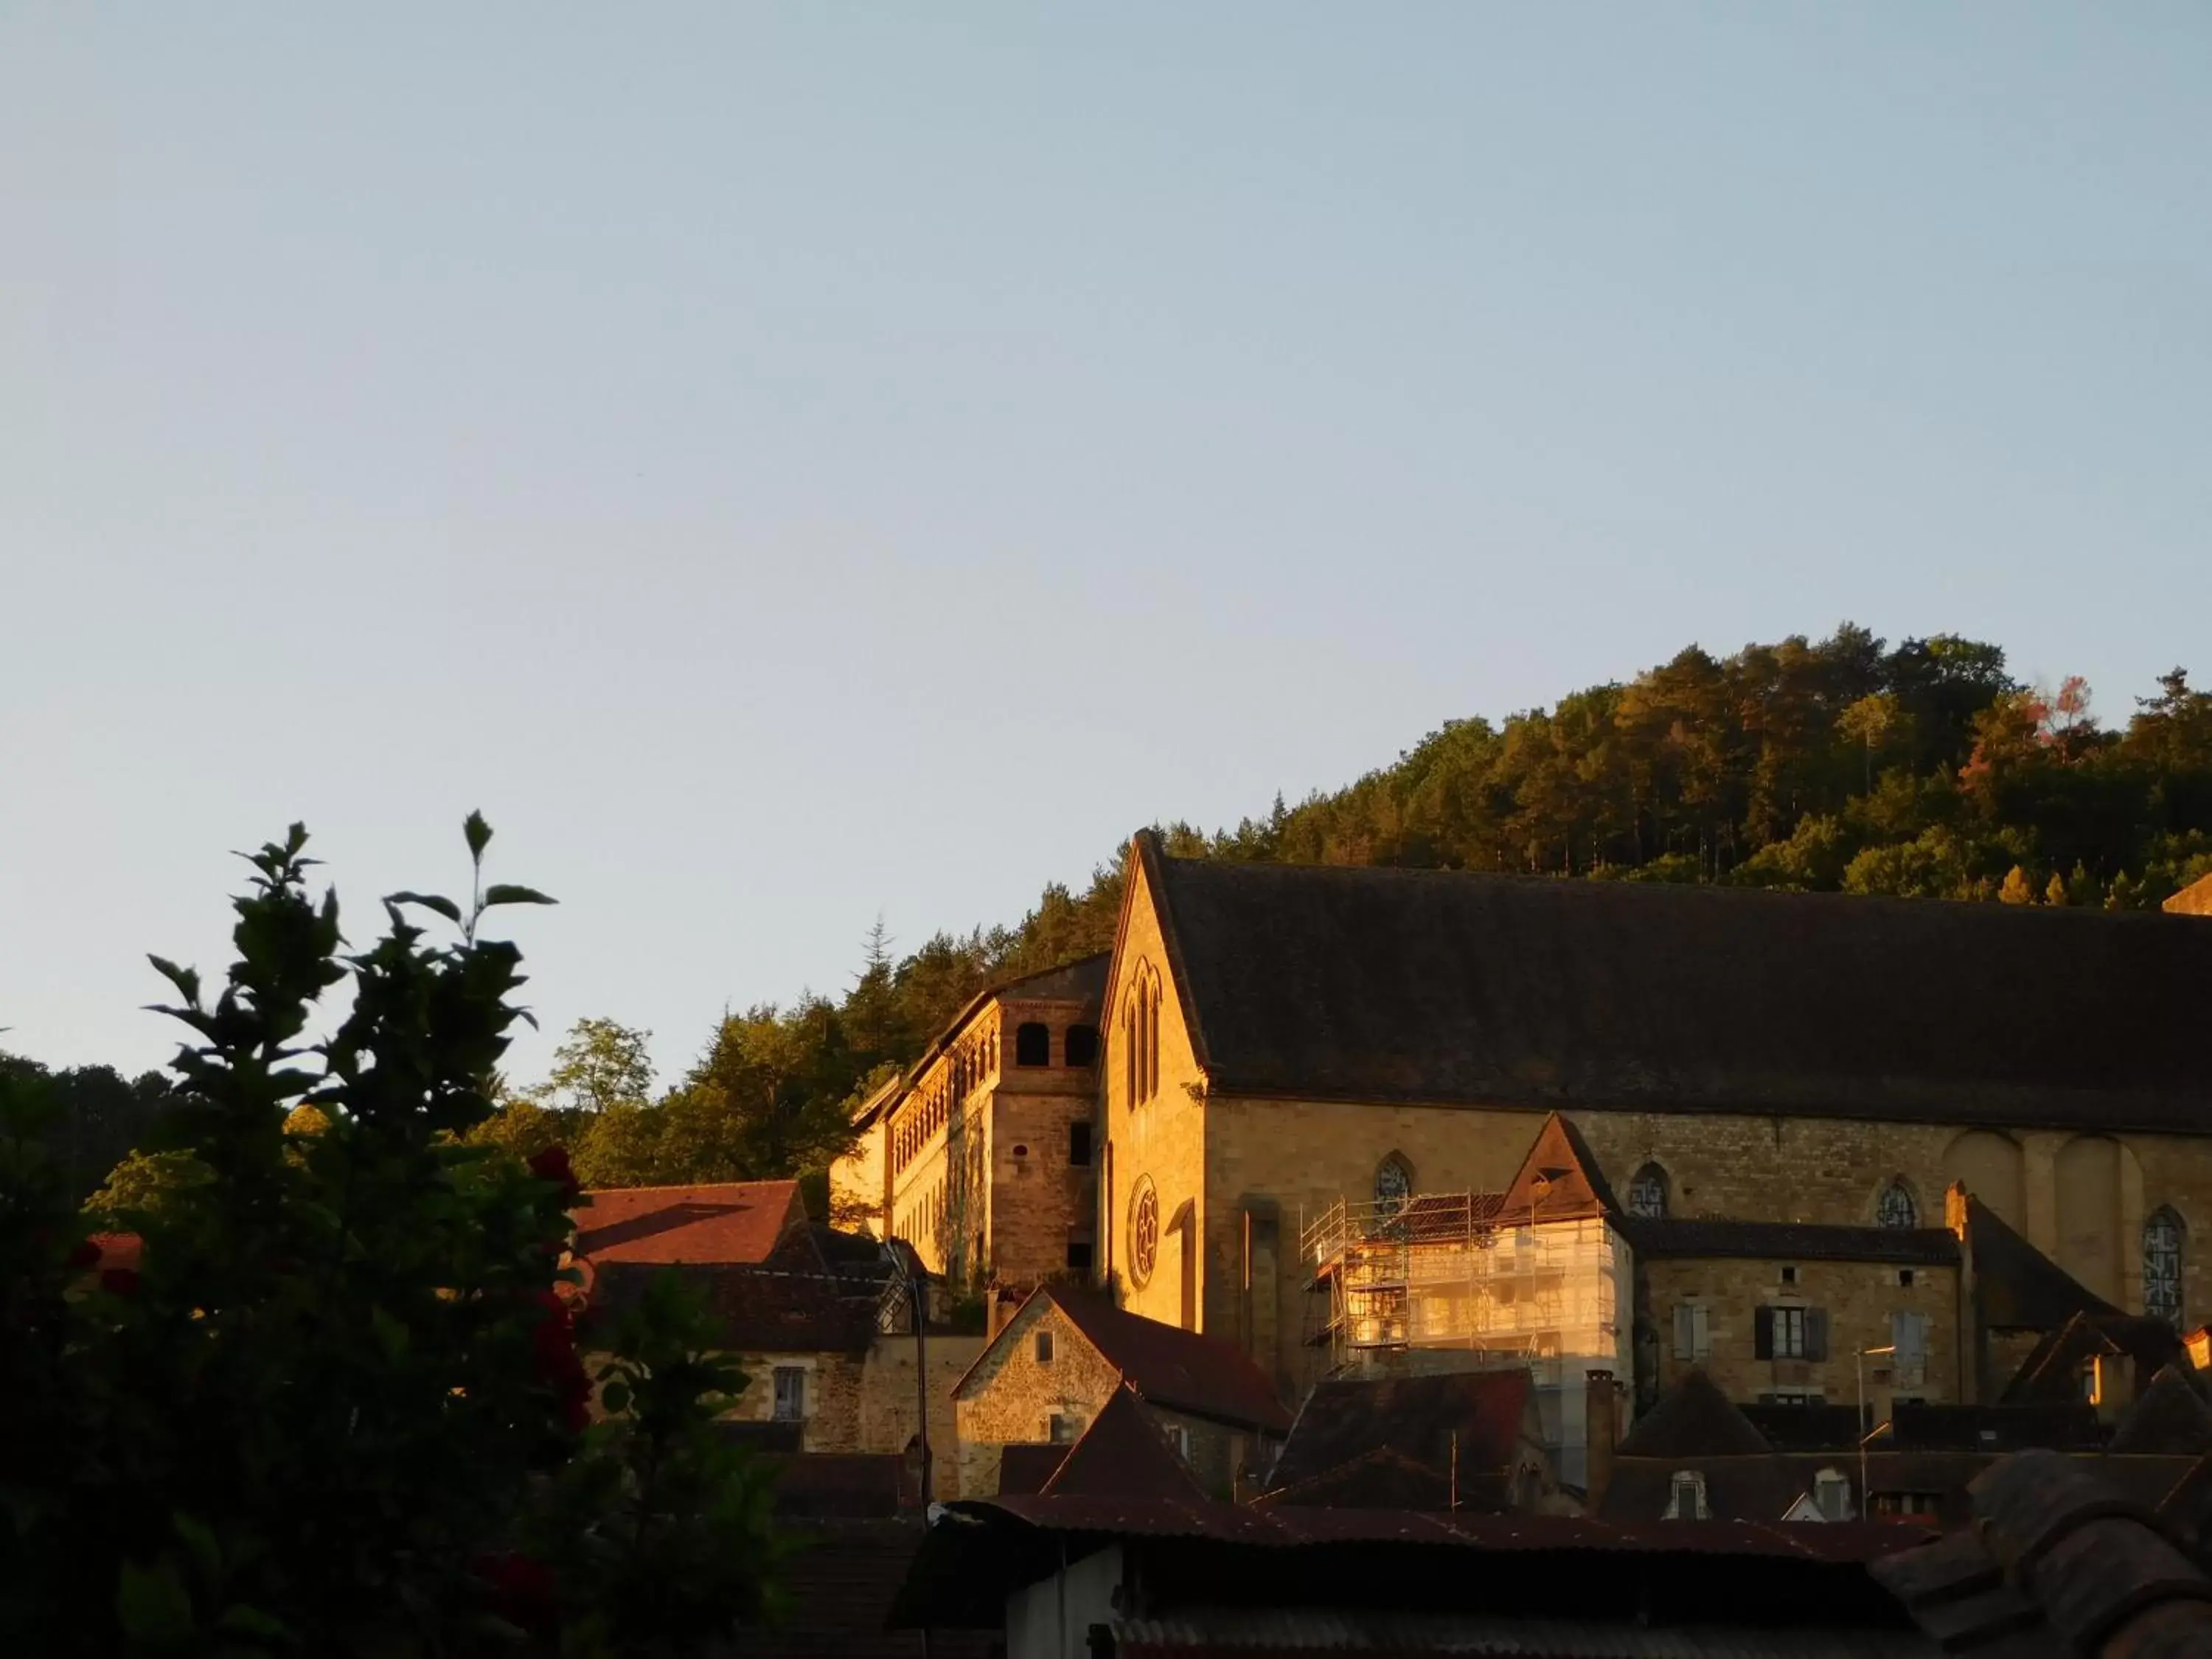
[467,625,2212,1198]
[24,625,2212,1208]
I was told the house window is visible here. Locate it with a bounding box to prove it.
[1890,1310,1930,1388]
[1069,1121,1093,1166]
[1665,1470,1708,1520]
[1048,1413,1077,1444]
[2146,1208,2185,1328]
[1065,1024,1100,1068]
[1065,1237,1093,1273]
[1627,1164,1669,1220]
[1780,1265,1798,1285]
[1015,1022,1051,1068]
[1374,1155,1412,1217]
[1164,1423,1192,1461]
[1756,1305,1827,1361]
[1899,1268,1916,1287]
[772,1367,807,1422]
[1759,1391,1823,1406]
[1877,1180,1918,1230]
[1672,1303,1711,1363]
[1034,1329,1054,1364]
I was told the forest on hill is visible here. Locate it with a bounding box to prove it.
[25,625,2212,1208]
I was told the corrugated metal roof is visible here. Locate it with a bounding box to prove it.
[969,1495,1930,1562]
[1110,1609,1938,1656]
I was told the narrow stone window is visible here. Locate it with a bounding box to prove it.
[1374,1155,1412,1217]
[2146,1208,2185,1327]
[1068,1121,1093,1166]
[1876,1180,1918,1230]
[1065,1235,1093,1273]
[1627,1164,1669,1220]
[1065,1023,1100,1068]
[1015,1022,1051,1067]
[1034,1329,1054,1364]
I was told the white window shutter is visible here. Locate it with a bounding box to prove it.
[1691,1303,1711,1361]
[1674,1304,1695,1360]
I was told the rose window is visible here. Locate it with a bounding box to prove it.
[1130,1178,1160,1287]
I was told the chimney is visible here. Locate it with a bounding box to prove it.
[1585,1368,1617,1514]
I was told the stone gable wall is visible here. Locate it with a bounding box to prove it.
[1102,858,1211,1333]
[953,1299,1125,1453]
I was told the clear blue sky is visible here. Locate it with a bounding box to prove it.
[4,5,2207,1088]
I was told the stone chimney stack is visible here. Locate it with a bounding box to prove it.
[1585,1368,1618,1514]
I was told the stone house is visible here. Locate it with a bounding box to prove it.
[832,956,1107,1291]
[1093,831,2212,1408]
[952,1284,1290,1500]
[580,1220,982,1498]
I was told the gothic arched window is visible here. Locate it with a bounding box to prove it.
[1876,1180,1918,1230]
[1627,1164,1669,1220]
[2146,1208,2185,1328]
[1374,1155,1413,1217]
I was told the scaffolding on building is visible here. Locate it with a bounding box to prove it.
[1301,1189,1631,1489]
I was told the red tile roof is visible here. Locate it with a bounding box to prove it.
[1046,1289,1293,1434]
[1042,1385,1205,1500]
[571,1180,803,1265]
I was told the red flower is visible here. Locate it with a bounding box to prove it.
[471,1550,560,1635]
[526,1145,580,1203]
[66,1239,102,1270]
[100,1267,141,1297]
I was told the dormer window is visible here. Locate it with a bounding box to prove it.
[1666,1470,1708,1520]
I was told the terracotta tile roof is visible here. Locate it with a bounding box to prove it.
[735,1517,993,1659]
[1135,834,2212,1131]
[1044,1288,1293,1434]
[1251,1445,1503,1513]
[572,1180,804,1265]
[1872,1449,2212,1655]
[757,1452,911,1517]
[1041,1386,1204,1500]
[1268,1370,1532,1495]
[995,1443,1068,1496]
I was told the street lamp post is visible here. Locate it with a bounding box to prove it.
[1857,1343,1896,1516]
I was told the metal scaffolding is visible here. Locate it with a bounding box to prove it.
[1301,1189,1631,1489]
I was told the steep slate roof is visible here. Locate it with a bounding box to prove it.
[1134,835,2212,1130]
[2003,1312,2186,1403]
[961,1287,1292,1434]
[572,1179,804,1265]
[1040,1385,1205,1500]
[1268,1369,1534,1493]
[1498,1112,1619,1218]
[1964,1200,2124,1333]
[2109,1367,2212,1456]
[1621,1218,1960,1266]
[1618,1370,1773,1458]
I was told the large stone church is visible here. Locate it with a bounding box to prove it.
[839,830,2212,1437]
